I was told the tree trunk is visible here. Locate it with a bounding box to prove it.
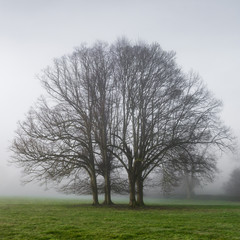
[136,175,144,206]
[128,174,137,207]
[102,173,113,205]
[185,174,194,199]
[90,174,99,205]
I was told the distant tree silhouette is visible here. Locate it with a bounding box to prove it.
[224,168,240,198]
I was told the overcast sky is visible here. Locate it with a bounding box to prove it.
[0,0,240,197]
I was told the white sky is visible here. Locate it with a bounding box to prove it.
[0,0,240,196]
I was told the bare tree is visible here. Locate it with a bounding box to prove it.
[11,38,232,207]
[11,45,104,205]
[111,39,231,206]
[85,42,116,204]
[11,42,127,205]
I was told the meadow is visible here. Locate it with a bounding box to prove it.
[0,197,240,239]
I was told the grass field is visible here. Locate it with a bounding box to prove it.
[0,197,240,239]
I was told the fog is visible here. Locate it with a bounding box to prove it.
[0,0,240,198]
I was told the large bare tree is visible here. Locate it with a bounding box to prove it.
[111,39,231,206]
[11,38,232,207]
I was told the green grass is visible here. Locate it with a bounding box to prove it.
[0,197,240,239]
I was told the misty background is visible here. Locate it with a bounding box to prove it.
[0,0,239,197]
